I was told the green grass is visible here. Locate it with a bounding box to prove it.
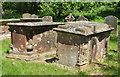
[0,39,11,55]
[0,39,85,75]
[101,51,118,75]
[0,39,11,76]
[109,34,118,50]
[2,58,78,75]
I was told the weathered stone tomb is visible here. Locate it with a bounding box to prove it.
[54,21,113,67]
[0,14,53,34]
[7,22,64,55]
[0,19,21,34]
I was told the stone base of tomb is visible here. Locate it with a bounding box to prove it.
[6,49,56,61]
[6,53,40,61]
[0,33,11,40]
[0,26,10,34]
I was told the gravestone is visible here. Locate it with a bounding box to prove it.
[118,31,120,52]
[76,16,88,21]
[65,13,75,22]
[104,16,118,34]
[42,16,53,22]
[22,13,31,18]
[31,14,38,18]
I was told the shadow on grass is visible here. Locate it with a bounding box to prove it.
[94,61,118,75]
[6,50,9,54]
[45,57,58,63]
[106,53,118,61]
[118,22,120,25]
[94,62,112,69]
[109,50,118,53]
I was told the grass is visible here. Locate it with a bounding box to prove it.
[0,39,85,75]
[101,51,118,75]
[2,58,78,75]
[109,34,118,50]
[0,39,11,76]
[0,39,11,55]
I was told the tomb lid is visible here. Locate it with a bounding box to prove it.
[0,19,21,25]
[0,19,20,23]
[20,18,42,21]
[53,21,114,36]
[7,22,65,27]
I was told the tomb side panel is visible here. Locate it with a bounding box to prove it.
[11,32,27,52]
[33,26,57,53]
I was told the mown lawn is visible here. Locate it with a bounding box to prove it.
[1,39,85,75]
[2,58,79,75]
[1,20,119,75]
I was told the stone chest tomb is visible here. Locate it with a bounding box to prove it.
[7,22,64,56]
[0,14,51,34]
[54,21,113,67]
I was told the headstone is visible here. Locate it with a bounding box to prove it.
[118,31,120,52]
[22,13,31,18]
[65,13,75,22]
[31,14,38,18]
[76,16,88,21]
[104,16,118,34]
[42,16,53,22]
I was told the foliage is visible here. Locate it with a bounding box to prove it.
[2,2,120,21]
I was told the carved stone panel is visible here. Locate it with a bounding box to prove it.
[11,32,27,53]
[57,43,79,67]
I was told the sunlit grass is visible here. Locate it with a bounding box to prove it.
[2,58,78,75]
[0,39,11,56]
[109,34,118,50]
[0,39,85,75]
